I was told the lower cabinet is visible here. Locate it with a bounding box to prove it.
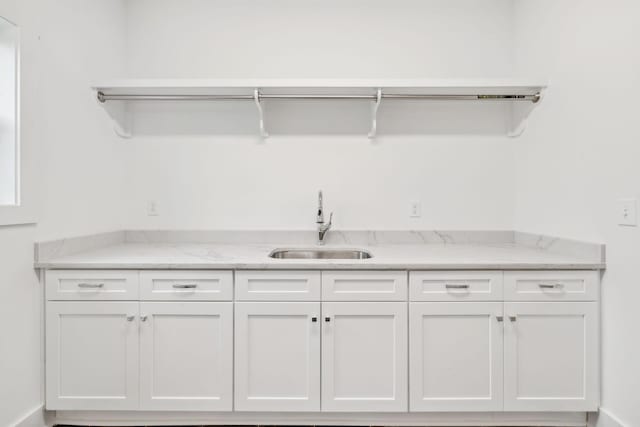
[234,302,321,411]
[322,302,408,412]
[45,269,600,416]
[409,302,504,412]
[503,302,598,411]
[409,301,598,413]
[46,301,140,410]
[234,301,408,412]
[139,302,233,411]
[46,301,233,411]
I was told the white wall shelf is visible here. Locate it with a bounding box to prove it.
[92,79,547,139]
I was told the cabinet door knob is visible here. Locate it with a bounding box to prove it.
[509,315,517,322]
[140,315,148,322]
[325,317,331,322]
[311,317,317,323]
[126,315,135,322]
[496,315,504,322]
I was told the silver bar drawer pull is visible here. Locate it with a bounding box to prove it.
[77,283,104,289]
[173,284,198,289]
[539,283,564,289]
[445,284,470,289]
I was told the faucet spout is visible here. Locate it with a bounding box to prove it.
[316,190,333,245]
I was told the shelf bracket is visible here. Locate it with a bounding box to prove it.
[367,88,382,139]
[254,89,269,138]
[96,91,132,138]
[508,88,546,137]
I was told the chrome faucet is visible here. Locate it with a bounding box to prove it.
[316,190,333,245]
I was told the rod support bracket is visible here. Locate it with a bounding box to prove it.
[367,88,382,139]
[254,89,268,138]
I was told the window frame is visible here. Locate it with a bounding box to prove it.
[0,10,36,226]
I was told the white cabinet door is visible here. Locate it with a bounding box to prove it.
[504,302,599,411]
[46,301,139,410]
[234,302,321,411]
[409,302,503,412]
[322,302,408,412]
[139,302,233,411]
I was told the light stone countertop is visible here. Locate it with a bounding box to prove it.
[34,237,605,270]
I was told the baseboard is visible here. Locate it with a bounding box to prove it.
[590,408,628,427]
[54,410,588,427]
[12,405,47,427]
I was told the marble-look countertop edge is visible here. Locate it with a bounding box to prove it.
[34,261,606,270]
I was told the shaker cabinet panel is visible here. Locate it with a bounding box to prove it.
[46,301,139,410]
[321,302,408,412]
[234,302,321,411]
[139,302,233,411]
[503,302,599,411]
[409,302,504,412]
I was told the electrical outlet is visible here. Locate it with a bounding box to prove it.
[410,200,421,218]
[147,201,159,217]
[617,198,637,226]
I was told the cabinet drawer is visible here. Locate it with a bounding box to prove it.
[410,271,503,301]
[140,270,233,301]
[235,271,321,301]
[504,271,599,301]
[46,270,139,301]
[322,271,407,301]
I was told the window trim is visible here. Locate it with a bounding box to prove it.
[0,11,36,226]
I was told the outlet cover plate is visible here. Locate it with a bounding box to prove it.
[617,198,637,226]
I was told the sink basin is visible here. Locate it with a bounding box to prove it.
[269,248,373,260]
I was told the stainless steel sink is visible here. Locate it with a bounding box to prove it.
[269,248,373,260]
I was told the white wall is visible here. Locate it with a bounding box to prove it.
[0,226,42,427]
[123,0,517,230]
[0,0,127,425]
[513,1,640,426]
[36,0,128,240]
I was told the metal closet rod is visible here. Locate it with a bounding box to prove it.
[97,91,541,103]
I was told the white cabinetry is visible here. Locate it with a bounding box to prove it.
[503,302,598,411]
[234,302,321,411]
[44,268,600,419]
[45,270,234,412]
[139,302,233,411]
[322,302,408,412]
[409,302,503,411]
[46,301,139,410]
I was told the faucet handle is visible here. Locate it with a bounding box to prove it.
[328,212,333,225]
